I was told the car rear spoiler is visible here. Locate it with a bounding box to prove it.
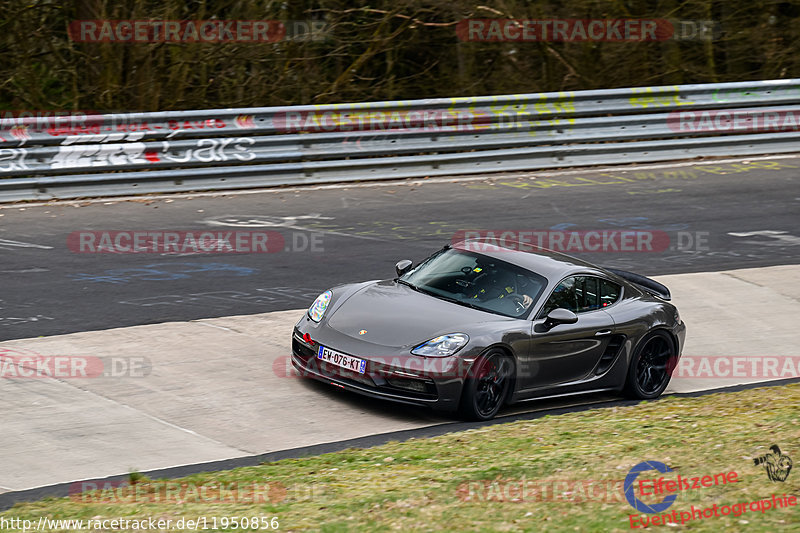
[604,268,671,301]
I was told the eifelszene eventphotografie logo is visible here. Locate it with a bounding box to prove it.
[624,461,678,513]
[754,445,792,482]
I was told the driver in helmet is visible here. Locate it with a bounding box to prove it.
[469,265,534,315]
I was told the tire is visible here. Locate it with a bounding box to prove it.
[623,330,677,400]
[459,350,514,421]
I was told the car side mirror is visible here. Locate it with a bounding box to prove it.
[395,259,413,277]
[544,308,578,329]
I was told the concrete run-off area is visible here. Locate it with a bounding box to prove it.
[0,264,798,493]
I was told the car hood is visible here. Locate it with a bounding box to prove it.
[327,280,503,347]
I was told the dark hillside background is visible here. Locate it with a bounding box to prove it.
[1,0,798,111]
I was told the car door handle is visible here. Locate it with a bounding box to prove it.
[594,329,612,337]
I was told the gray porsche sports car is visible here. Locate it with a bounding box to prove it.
[292,240,686,420]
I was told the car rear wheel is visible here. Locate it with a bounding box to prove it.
[624,330,676,400]
[459,350,514,421]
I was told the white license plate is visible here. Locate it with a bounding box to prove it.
[317,345,367,374]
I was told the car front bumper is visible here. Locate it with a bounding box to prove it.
[291,319,467,412]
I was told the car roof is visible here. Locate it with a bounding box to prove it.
[451,239,609,281]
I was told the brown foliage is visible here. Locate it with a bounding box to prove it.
[1,0,798,111]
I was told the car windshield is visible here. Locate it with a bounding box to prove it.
[399,248,548,318]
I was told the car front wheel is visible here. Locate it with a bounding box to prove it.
[459,350,514,421]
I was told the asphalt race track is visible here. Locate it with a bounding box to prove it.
[0,155,799,341]
[1,154,799,499]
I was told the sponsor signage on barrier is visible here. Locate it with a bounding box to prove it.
[0,110,100,134]
[2,79,800,200]
[0,115,243,148]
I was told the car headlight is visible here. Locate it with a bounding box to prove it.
[411,333,469,357]
[308,290,332,322]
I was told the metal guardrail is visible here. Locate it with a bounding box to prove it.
[1,79,799,201]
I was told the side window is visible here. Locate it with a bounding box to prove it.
[540,276,578,316]
[576,276,599,312]
[600,279,621,307]
[540,276,614,317]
